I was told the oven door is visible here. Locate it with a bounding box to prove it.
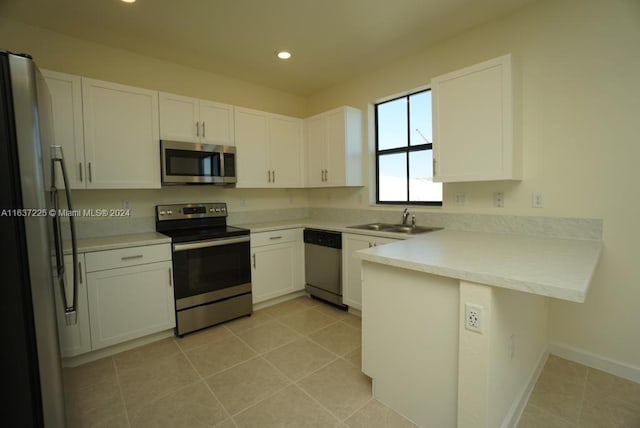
[172,235,251,310]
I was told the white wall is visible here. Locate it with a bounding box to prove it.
[306,0,640,370]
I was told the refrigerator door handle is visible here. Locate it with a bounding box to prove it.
[51,145,78,326]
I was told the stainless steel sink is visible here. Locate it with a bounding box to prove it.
[347,222,397,231]
[347,223,442,234]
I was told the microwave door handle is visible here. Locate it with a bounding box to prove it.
[51,145,78,325]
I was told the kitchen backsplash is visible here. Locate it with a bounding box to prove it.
[66,205,602,241]
[308,207,603,240]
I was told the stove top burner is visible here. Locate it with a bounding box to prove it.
[161,225,249,243]
[155,202,249,243]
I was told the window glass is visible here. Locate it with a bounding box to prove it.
[375,89,442,205]
[409,150,441,202]
[377,98,408,151]
[378,153,407,202]
[409,91,432,146]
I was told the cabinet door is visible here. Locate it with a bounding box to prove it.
[87,261,175,350]
[305,114,327,187]
[268,114,303,187]
[325,108,347,186]
[342,234,399,310]
[41,70,86,189]
[234,107,269,187]
[252,242,297,304]
[53,254,91,357]
[342,234,372,310]
[199,100,234,145]
[159,92,199,143]
[431,54,519,182]
[82,78,161,189]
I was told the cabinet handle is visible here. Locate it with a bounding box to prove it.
[202,122,206,138]
[272,170,275,183]
[78,261,83,284]
[368,242,372,248]
[168,268,172,287]
[432,158,437,177]
[252,253,256,268]
[121,254,143,261]
[320,170,324,182]
[88,162,92,182]
[269,236,282,240]
[196,121,200,137]
[78,163,83,182]
[325,169,328,182]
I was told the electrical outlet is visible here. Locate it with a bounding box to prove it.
[494,192,504,208]
[455,192,467,205]
[464,303,484,333]
[532,192,544,208]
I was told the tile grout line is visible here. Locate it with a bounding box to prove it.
[173,335,236,425]
[110,356,133,428]
[222,302,361,424]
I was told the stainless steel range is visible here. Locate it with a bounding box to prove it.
[156,202,252,336]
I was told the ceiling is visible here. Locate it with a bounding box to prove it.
[0,0,536,95]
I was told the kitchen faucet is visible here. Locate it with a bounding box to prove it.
[402,208,410,225]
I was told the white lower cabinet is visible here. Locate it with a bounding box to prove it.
[251,229,304,304]
[53,254,91,357]
[85,244,175,351]
[342,233,400,310]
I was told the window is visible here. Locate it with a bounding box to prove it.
[375,89,442,205]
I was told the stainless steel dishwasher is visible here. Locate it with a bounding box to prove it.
[304,229,345,308]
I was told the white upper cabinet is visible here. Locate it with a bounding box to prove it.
[42,70,85,188]
[82,78,161,188]
[305,106,363,187]
[234,106,303,188]
[431,54,521,182]
[159,92,234,145]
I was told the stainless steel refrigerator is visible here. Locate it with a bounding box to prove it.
[0,51,78,427]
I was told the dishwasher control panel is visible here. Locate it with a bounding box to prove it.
[303,228,342,249]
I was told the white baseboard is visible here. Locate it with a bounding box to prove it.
[61,329,175,368]
[501,348,550,428]
[548,342,640,384]
[504,342,640,427]
[252,290,307,311]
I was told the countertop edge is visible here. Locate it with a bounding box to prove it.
[357,232,603,303]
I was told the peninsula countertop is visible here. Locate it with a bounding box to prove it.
[356,229,602,302]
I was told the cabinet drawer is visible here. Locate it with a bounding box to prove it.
[85,244,171,272]
[251,228,300,247]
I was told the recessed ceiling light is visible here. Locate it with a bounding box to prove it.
[121,0,136,3]
[277,51,292,60]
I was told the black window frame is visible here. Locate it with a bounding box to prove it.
[374,89,442,206]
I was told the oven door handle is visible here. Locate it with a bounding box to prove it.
[173,235,250,252]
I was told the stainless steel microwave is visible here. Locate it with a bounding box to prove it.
[161,140,237,185]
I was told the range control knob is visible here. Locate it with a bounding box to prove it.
[166,210,173,215]
[159,210,166,216]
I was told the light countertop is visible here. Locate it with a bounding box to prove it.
[241,219,414,240]
[66,232,171,254]
[356,229,602,303]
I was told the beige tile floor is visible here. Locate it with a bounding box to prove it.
[63,295,640,428]
[518,355,640,428]
[63,296,419,428]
